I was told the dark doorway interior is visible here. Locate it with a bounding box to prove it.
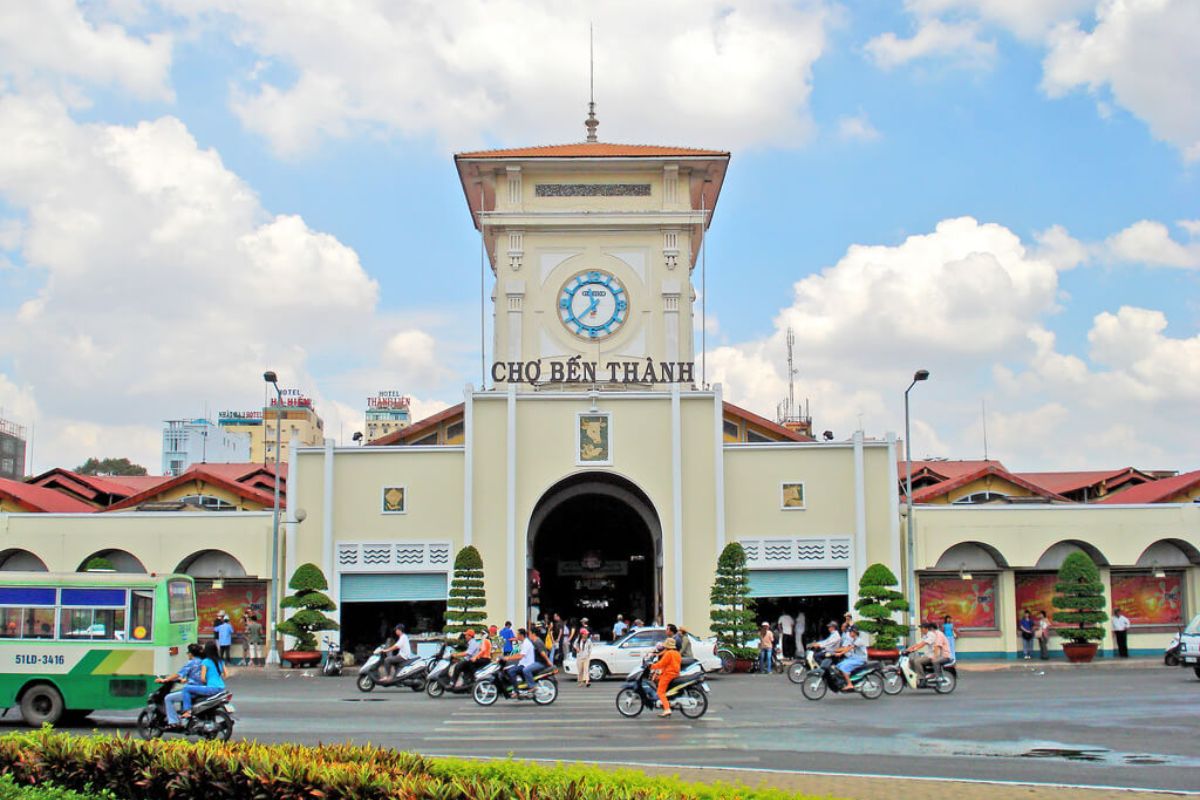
[752,595,849,650]
[339,600,445,665]
[531,491,657,637]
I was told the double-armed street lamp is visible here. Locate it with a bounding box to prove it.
[263,370,284,666]
[904,368,930,642]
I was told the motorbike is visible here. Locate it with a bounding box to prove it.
[425,643,486,698]
[1165,628,1182,667]
[322,636,344,677]
[790,649,836,684]
[357,645,431,692]
[472,659,559,706]
[136,678,236,741]
[894,652,957,694]
[616,656,710,719]
[799,656,884,700]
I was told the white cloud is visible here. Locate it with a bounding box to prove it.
[1103,220,1200,268]
[864,18,994,70]
[836,112,881,142]
[709,216,1199,469]
[0,93,463,471]
[1179,219,1200,238]
[902,0,1094,41]
[161,0,834,155]
[1043,0,1200,162]
[0,0,173,102]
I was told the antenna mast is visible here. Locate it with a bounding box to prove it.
[585,24,599,142]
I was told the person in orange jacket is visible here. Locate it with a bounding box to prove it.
[649,637,681,717]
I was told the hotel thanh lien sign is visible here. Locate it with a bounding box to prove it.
[491,358,695,385]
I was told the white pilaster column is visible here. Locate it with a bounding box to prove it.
[713,383,726,553]
[663,281,680,366]
[506,281,524,366]
[670,384,685,623]
[505,384,518,624]
[886,433,901,578]
[320,436,337,636]
[462,385,474,547]
[852,430,867,609]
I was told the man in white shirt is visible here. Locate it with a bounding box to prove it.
[834,625,869,692]
[1112,609,1131,658]
[905,622,950,680]
[383,623,413,679]
[809,621,842,668]
[778,613,796,659]
[503,628,537,689]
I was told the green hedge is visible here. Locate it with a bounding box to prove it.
[0,774,111,800]
[0,728,833,800]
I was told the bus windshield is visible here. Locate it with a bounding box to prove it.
[168,579,196,623]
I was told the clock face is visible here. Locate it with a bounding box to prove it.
[559,270,628,339]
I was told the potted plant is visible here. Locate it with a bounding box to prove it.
[276,563,339,668]
[1052,551,1106,663]
[709,543,759,672]
[854,563,909,661]
[444,546,487,637]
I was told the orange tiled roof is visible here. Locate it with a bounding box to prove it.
[455,143,729,159]
[369,404,462,447]
[105,464,280,511]
[1096,469,1200,504]
[909,464,1069,504]
[1015,468,1147,496]
[723,401,814,443]
[0,478,97,513]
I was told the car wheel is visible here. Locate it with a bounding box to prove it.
[718,650,736,674]
[801,672,827,701]
[615,688,643,717]
[588,661,609,682]
[20,684,64,727]
[1193,666,1200,680]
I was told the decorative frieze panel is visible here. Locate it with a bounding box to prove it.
[663,230,679,269]
[535,183,651,197]
[738,537,853,569]
[336,541,452,573]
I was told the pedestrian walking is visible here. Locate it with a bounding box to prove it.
[215,614,234,664]
[778,612,796,659]
[1113,608,1131,658]
[499,621,515,655]
[575,624,592,686]
[1019,609,1035,660]
[244,613,264,666]
[941,614,958,660]
[1036,610,1050,660]
[758,622,775,675]
[612,614,627,640]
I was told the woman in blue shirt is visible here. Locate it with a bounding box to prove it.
[942,615,958,660]
[180,641,226,720]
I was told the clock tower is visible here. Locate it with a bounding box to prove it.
[454,127,729,390]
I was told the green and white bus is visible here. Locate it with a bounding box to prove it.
[0,571,198,726]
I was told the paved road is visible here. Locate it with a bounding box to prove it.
[7,665,1199,794]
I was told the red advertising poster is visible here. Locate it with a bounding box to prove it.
[1111,572,1184,626]
[919,575,997,629]
[196,580,267,638]
[1014,573,1058,625]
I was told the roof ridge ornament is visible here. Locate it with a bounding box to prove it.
[585,23,599,143]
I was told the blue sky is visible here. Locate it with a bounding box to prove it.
[0,0,1197,472]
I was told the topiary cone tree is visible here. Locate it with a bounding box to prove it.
[854,563,909,650]
[276,563,339,652]
[709,542,759,659]
[444,545,487,637]
[1052,551,1107,646]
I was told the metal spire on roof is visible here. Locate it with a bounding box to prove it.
[585,23,599,142]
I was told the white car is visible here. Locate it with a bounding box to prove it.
[564,627,722,681]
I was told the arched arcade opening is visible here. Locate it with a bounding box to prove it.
[527,472,662,638]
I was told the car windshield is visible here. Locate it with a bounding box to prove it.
[618,630,664,647]
[1185,615,1200,636]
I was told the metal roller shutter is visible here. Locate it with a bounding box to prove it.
[748,569,848,598]
[340,573,447,602]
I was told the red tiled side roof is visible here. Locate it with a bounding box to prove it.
[105,465,280,511]
[369,404,463,446]
[28,468,161,499]
[455,143,729,159]
[100,475,173,493]
[723,402,814,443]
[1096,469,1200,504]
[0,478,97,513]
[1015,468,1149,495]
[909,464,1069,504]
[900,460,1008,483]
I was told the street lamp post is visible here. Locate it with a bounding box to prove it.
[904,368,930,644]
[263,370,284,666]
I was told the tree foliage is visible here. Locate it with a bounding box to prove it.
[1051,551,1107,643]
[76,457,147,476]
[276,563,338,651]
[444,545,486,636]
[709,543,758,659]
[853,563,909,650]
[82,556,115,572]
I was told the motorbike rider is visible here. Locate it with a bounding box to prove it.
[905,621,944,680]
[502,627,538,691]
[809,621,842,668]
[457,628,492,687]
[649,637,682,717]
[447,629,481,687]
[382,623,414,679]
[833,623,868,692]
[158,642,203,728]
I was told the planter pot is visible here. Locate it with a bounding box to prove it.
[282,650,321,669]
[868,648,900,663]
[1061,642,1099,663]
[733,658,755,673]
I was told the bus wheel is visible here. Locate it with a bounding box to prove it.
[20,685,64,727]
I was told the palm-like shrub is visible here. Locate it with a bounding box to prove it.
[853,563,909,649]
[444,546,486,636]
[1052,551,1106,643]
[276,563,339,651]
[709,542,758,659]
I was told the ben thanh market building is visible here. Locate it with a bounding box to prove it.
[1,125,1197,661]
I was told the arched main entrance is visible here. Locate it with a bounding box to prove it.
[527,473,662,636]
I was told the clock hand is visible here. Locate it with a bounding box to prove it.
[585,296,599,317]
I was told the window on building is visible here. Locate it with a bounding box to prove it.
[412,432,439,446]
[1,438,14,454]
[747,429,772,443]
[1,458,13,475]
[446,421,464,440]
[952,491,1010,505]
[179,494,237,511]
[722,420,739,439]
